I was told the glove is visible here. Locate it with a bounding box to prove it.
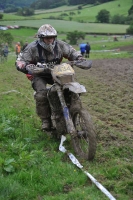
[26,64,44,74]
[77,56,86,61]
[37,62,51,74]
[75,60,92,70]
[37,62,51,73]
[26,64,35,74]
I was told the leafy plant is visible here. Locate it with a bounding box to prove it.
[66,31,85,44]
[3,158,16,173]
[96,9,110,23]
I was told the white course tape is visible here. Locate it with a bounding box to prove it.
[59,135,116,200]
[1,90,31,101]
[1,89,21,95]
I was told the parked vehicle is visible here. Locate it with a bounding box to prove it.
[0,26,8,30]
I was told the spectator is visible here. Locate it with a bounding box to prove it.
[0,43,6,62]
[114,36,118,41]
[3,43,9,61]
[85,42,91,58]
[79,43,86,57]
[15,42,21,57]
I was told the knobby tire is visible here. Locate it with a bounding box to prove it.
[71,108,97,161]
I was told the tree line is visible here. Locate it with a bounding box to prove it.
[0,0,35,10]
[30,0,114,10]
[1,0,114,12]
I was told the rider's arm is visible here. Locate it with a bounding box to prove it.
[15,42,37,74]
[58,40,82,61]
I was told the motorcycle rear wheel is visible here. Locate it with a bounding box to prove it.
[71,108,96,161]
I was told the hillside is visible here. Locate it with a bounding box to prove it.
[1,0,132,24]
[0,54,133,200]
[0,0,115,11]
[32,0,132,23]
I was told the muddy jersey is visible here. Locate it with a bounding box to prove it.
[16,39,81,75]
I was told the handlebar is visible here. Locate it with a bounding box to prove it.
[37,59,92,70]
[26,60,92,75]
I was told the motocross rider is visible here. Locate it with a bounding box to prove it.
[15,24,84,131]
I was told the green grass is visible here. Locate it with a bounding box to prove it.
[0,57,110,200]
[0,1,133,199]
[34,5,82,14]
[0,19,129,34]
[0,0,132,34]
[66,0,133,22]
[5,28,37,45]
[2,27,133,58]
[0,53,133,200]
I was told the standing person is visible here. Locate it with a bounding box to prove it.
[0,43,4,62]
[79,43,86,57]
[15,42,21,58]
[15,24,84,131]
[3,43,9,61]
[85,42,91,58]
[0,43,5,63]
[22,41,28,51]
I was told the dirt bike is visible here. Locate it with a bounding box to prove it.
[27,60,97,161]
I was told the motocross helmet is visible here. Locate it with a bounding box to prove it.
[37,24,57,38]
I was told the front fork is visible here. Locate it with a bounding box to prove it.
[55,83,77,138]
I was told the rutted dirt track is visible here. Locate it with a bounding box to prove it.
[92,58,133,86]
[117,45,133,51]
[76,58,133,151]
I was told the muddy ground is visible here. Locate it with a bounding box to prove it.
[118,45,133,51]
[76,57,133,152]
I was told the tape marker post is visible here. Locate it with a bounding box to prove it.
[59,135,116,200]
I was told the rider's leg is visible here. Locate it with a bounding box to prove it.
[32,76,51,130]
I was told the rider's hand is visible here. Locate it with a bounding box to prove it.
[26,64,46,74]
[37,62,51,73]
[77,56,86,61]
[26,64,35,74]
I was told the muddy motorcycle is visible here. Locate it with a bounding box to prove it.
[27,60,97,160]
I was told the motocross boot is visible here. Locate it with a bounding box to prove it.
[42,118,51,131]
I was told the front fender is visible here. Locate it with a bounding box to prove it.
[63,82,86,93]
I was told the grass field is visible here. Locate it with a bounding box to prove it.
[1,0,132,35]
[0,1,133,199]
[0,52,133,200]
[0,20,129,34]
[4,27,133,59]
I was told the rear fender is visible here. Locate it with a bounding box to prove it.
[63,82,86,93]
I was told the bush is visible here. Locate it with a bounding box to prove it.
[128,5,133,16]
[78,6,82,9]
[0,32,14,47]
[126,21,133,34]
[111,15,127,24]
[96,9,110,23]
[0,13,3,19]
[66,31,85,45]
[17,8,34,16]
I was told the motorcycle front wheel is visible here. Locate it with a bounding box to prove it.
[71,108,96,161]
